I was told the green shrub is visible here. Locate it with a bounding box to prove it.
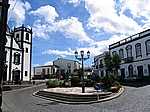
[46,80,58,88]
[71,76,81,87]
[71,76,81,83]
[100,74,121,91]
[84,78,93,83]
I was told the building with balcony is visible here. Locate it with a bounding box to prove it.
[93,52,108,77]
[109,29,150,79]
[94,29,150,80]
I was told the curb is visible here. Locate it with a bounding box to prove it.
[3,83,46,93]
[33,87,124,104]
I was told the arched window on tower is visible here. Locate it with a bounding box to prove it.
[26,33,29,41]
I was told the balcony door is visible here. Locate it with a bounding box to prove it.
[128,65,133,76]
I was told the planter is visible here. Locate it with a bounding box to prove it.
[65,82,69,85]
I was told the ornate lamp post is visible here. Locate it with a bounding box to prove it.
[0,0,9,108]
[74,50,90,93]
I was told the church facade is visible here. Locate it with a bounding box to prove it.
[4,25,32,84]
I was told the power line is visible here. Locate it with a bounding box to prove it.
[8,0,19,22]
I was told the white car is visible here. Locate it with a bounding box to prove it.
[124,75,141,82]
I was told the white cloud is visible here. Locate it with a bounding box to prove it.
[29,5,58,23]
[85,0,142,35]
[45,61,53,65]
[32,64,41,67]
[24,1,31,10]
[40,34,126,58]
[78,34,126,56]
[8,0,31,26]
[30,5,93,43]
[32,20,50,39]
[119,0,150,30]
[51,17,93,42]
[42,48,74,57]
[62,0,83,7]
[29,0,150,59]
[120,0,150,18]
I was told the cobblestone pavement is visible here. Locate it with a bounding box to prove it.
[2,83,150,112]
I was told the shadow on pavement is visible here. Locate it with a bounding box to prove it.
[120,81,150,87]
[36,102,58,106]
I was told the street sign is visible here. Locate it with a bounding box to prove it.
[94,83,100,90]
[94,83,101,101]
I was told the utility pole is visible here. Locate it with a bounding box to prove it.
[0,0,10,109]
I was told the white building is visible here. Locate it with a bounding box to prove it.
[33,58,81,79]
[53,58,81,75]
[109,29,150,80]
[5,25,32,84]
[93,52,108,77]
[34,65,59,78]
[94,29,150,80]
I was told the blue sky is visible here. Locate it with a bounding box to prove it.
[8,0,150,73]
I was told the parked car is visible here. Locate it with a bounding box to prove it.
[124,75,141,82]
[87,74,101,82]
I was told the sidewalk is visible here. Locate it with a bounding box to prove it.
[2,102,11,112]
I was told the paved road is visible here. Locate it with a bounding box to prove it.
[2,82,150,112]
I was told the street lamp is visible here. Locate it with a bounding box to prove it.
[0,0,9,109]
[67,63,71,73]
[74,50,90,93]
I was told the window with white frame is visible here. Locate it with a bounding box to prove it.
[119,49,124,59]
[14,52,20,65]
[135,43,142,57]
[146,40,150,54]
[126,45,132,57]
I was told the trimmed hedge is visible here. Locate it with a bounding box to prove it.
[46,80,58,88]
